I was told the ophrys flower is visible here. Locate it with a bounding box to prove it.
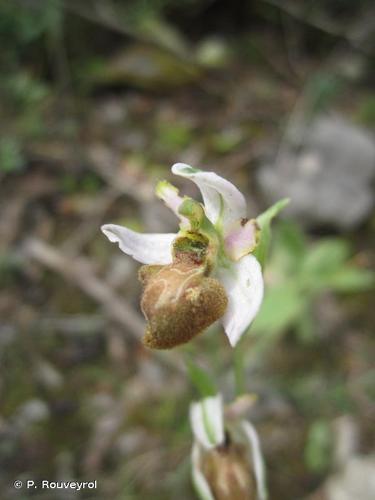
[101,163,284,348]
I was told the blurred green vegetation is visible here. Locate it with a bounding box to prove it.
[0,1,374,499]
[253,222,374,344]
[304,419,333,473]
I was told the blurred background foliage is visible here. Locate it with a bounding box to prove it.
[0,0,374,499]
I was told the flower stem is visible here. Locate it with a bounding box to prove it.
[234,341,246,396]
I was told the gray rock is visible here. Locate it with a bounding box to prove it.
[257,117,375,229]
[14,399,49,428]
[326,455,375,500]
[307,417,375,500]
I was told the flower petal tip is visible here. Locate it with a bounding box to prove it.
[172,162,200,176]
[171,163,247,229]
[101,223,115,238]
[227,330,241,348]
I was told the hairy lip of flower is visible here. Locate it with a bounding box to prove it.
[139,260,228,349]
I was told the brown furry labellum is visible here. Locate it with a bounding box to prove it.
[138,260,228,349]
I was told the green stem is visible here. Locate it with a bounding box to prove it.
[234,340,246,396]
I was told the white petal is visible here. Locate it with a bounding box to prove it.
[241,421,267,500]
[101,224,175,265]
[190,394,225,450]
[191,443,215,500]
[172,163,247,230]
[217,254,264,346]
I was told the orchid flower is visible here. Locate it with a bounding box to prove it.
[101,163,287,349]
[190,393,267,500]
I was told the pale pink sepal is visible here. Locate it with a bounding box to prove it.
[101,224,175,265]
[224,219,258,261]
[155,181,189,228]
